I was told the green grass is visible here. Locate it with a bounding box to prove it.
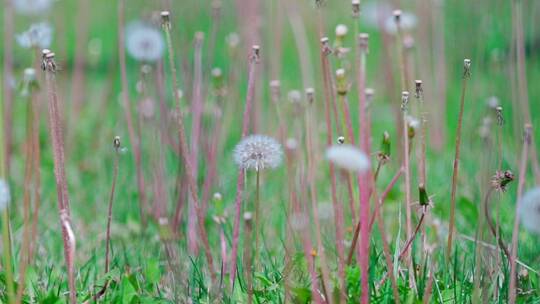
[1,0,540,303]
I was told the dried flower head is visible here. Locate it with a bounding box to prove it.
[0,179,10,211]
[337,136,345,145]
[233,135,283,171]
[351,0,361,17]
[17,22,53,49]
[13,0,53,15]
[326,144,370,173]
[518,187,540,234]
[491,170,514,192]
[126,21,164,62]
[160,11,171,29]
[463,59,472,78]
[305,88,315,104]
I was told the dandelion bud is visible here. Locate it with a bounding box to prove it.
[377,131,391,162]
[305,88,315,104]
[335,68,348,95]
[310,249,318,257]
[401,91,410,112]
[352,0,360,17]
[251,45,261,62]
[407,116,420,139]
[160,11,171,29]
[463,58,472,78]
[415,80,423,99]
[358,33,369,53]
[113,136,121,150]
[337,136,345,145]
[419,184,430,206]
[495,106,504,126]
[321,37,332,56]
[0,179,11,211]
[393,10,402,24]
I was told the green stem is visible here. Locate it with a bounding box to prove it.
[2,210,15,304]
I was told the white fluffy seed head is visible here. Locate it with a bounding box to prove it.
[518,187,540,234]
[384,11,417,34]
[0,179,11,211]
[335,24,348,37]
[126,21,164,62]
[326,144,370,172]
[288,90,302,104]
[17,22,53,49]
[233,135,283,171]
[13,0,53,15]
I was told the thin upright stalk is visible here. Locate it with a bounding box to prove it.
[117,0,147,226]
[2,210,14,304]
[43,51,77,304]
[253,170,261,266]
[447,59,471,256]
[161,12,216,281]
[320,38,346,301]
[2,0,14,173]
[229,46,260,289]
[105,138,120,273]
[508,124,531,304]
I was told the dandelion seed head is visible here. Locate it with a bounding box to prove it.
[226,32,240,48]
[0,180,10,211]
[335,24,348,37]
[317,202,334,220]
[406,115,420,130]
[487,96,499,109]
[24,68,37,82]
[384,11,417,34]
[290,212,308,230]
[233,135,283,171]
[326,144,370,172]
[213,192,222,202]
[518,187,540,234]
[287,90,302,104]
[17,22,53,49]
[13,0,53,15]
[285,138,298,151]
[126,21,164,62]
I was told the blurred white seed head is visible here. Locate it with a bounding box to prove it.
[487,96,499,109]
[518,188,540,234]
[384,11,417,34]
[17,22,53,49]
[0,179,10,211]
[335,24,348,38]
[13,0,53,15]
[317,202,334,220]
[290,212,309,231]
[233,135,283,171]
[211,67,222,78]
[213,192,223,202]
[406,115,420,130]
[326,144,370,172]
[23,68,37,82]
[285,138,298,151]
[226,32,240,48]
[287,90,302,104]
[126,21,164,62]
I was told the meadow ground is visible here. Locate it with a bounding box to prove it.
[0,0,539,303]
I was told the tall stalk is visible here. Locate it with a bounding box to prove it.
[43,50,77,304]
[447,59,471,256]
[508,124,531,304]
[229,46,260,289]
[320,37,347,302]
[105,137,121,273]
[117,0,147,226]
[161,11,216,281]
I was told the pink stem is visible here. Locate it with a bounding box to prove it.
[229,47,259,289]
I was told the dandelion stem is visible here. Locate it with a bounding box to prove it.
[447,59,471,257]
[508,124,531,304]
[161,12,216,281]
[105,138,120,274]
[229,46,259,289]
